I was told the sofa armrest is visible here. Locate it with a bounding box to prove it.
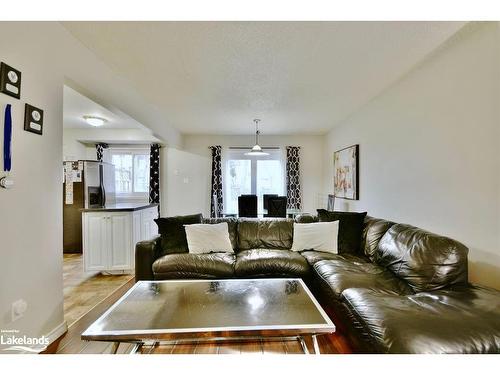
[135,235,162,281]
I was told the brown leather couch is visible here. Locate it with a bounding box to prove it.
[135,215,500,353]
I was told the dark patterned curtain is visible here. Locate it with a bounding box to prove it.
[149,144,161,212]
[286,146,302,210]
[210,146,223,217]
[95,143,109,161]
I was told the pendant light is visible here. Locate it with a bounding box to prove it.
[245,119,269,156]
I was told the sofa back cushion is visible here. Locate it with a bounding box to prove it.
[294,214,318,224]
[362,216,395,262]
[237,218,294,251]
[154,213,203,255]
[317,209,367,255]
[202,217,239,250]
[377,223,469,292]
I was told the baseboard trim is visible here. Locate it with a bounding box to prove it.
[45,320,68,348]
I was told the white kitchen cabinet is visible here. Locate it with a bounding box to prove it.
[109,213,132,271]
[84,214,108,272]
[83,205,158,274]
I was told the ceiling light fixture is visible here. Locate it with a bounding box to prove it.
[83,115,107,127]
[245,119,269,156]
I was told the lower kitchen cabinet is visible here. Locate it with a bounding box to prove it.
[83,206,158,273]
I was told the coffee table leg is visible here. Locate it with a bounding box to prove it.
[312,334,321,354]
[130,342,145,354]
[298,335,321,355]
[110,342,120,354]
[298,336,310,354]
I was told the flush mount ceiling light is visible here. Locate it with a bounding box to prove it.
[245,119,269,156]
[83,115,107,127]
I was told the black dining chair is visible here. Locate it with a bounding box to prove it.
[238,195,258,218]
[265,196,287,218]
[263,194,278,211]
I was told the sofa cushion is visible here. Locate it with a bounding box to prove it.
[362,216,394,262]
[313,259,412,300]
[237,219,294,251]
[154,213,203,255]
[234,249,310,278]
[342,285,500,353]
[202,217,238,250]
[301,250,366,266]
[152,252,235,279]
[317,209,367,255]
[376,223,469,292]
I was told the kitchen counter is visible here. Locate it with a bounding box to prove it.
[80,203,158,212]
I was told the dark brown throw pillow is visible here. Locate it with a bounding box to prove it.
[154,213,203,255]
[317,209,367,255]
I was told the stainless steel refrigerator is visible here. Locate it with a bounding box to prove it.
[63,160,116,253]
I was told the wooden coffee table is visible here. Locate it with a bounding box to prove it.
[81,278,336,354]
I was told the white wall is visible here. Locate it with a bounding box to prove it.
[0,24,65,343]
[182,134,325,217]
[0,22,182,346]
[323,23,500,289]
[161,147,211,217]
[63,133,88,161]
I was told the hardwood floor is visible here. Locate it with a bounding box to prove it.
[54,271,353,354]
[63,254,133,327]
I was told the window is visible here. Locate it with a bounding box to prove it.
[110,148,150,198]
[224,149,284,214]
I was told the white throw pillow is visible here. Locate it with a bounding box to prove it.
[291,221,339,253]
[184,222,234,254]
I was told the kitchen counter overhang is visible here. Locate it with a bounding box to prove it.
[80,203,158,212]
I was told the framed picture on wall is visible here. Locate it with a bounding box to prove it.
[334,144,359,200]
[24,103,44,135]
[0,62,22,99]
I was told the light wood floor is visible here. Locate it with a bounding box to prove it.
[63,254,133,327]
[55,255,353,354]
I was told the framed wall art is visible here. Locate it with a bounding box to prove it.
[0,62,22,99]
[333,144,359,200]
[24,103,44,135]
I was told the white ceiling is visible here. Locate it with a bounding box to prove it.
[62,21,465,135]
[63,84,147,130]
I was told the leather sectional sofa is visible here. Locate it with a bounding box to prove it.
[135,215,500,353]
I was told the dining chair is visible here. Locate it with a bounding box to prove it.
[263,194,278,211]
[265,196,287,218]
[238,195,258,218]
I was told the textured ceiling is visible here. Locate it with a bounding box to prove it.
[63,85,147,130]
[62,21,465,135]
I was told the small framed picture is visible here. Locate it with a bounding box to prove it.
[24,104,44,135]
[0,62,22,99]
